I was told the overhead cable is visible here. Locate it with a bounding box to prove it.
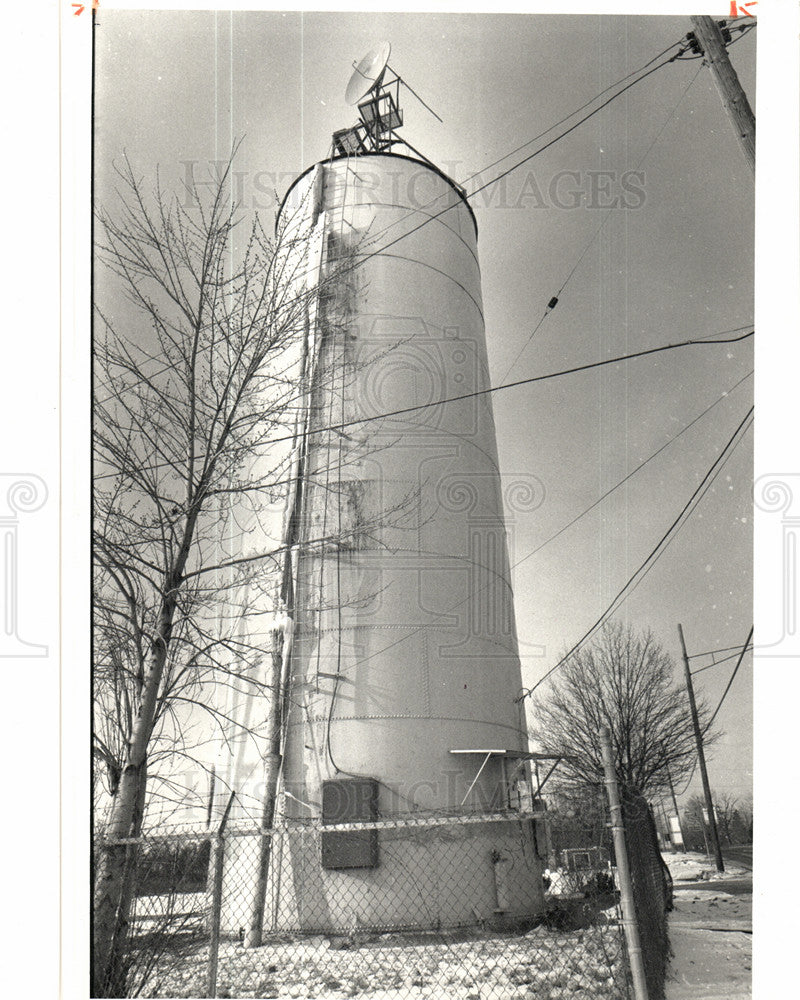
[518,406,754,701]
[498,60,705,381]
[276,373,751,687]
[509,370,752,575]
[459,38,687,188]
[706,626,754,729]
[265,331,754,447]
[93,328,754,481]
[691,644,753,674]
[359,51,687,270]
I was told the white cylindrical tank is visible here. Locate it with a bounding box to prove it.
[230,153,544,933]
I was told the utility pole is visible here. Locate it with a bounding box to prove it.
[690,16,755,174]
[659,796,677,854]
[678,623,725,872]
[665,766,687,851]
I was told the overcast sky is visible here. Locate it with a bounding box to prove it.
[94,9,755,806]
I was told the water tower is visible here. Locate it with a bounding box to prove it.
[226,44,545,936]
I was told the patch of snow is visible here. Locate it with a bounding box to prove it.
[662,851,749,884]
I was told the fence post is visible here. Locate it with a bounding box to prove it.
[206,791,235,999]
[599,728,650,1000]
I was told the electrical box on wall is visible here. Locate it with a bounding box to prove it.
[321,777,380,869]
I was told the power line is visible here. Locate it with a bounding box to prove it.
[93,327,754,482]
[263,37,700,412]
[689,640,755,658]
[523,411,752,694]
[459,38,688,189]
[509,369,752,574]
[272,371,753,694]
[98,377,754,697]
[341,31,748,373]
[353,36,691,263]
[554,62,704,297]
[676,20,756,61]
[689,640,753,659]
[93,37,721,430]
[101,45,754,679]
[691,644,753,674]
[358,51,686,271]
[692,324,754,342]
[292,378,753,695]
[465,56,682,205]
[522,408,752,695]
[519,405,754,701]
[497,60,705,382]
[608,413,752,614]
[94,34,712,425]
[706,627,753,729]
[265,330,753,448]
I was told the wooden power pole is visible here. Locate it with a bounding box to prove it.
[665,766,687,851]
[678,623,725,872]
[690,16,755,174]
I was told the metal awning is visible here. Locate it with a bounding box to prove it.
[449,749,566,760]
[449,749,575,803]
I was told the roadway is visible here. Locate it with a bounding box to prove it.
[667,855,752,1000]
[721,844,752,870]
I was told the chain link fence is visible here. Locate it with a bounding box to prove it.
[619,793,672,1000]
[94,811,633,999]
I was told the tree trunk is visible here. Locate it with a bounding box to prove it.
[93,759,148,996]
[245,628,285,948]
[94,585,178,994]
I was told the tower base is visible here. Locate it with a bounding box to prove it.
[221,813,545,937]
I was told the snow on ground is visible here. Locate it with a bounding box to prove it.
[664,852,752,1000]
[139,922,629,999]
[662,851,748,884]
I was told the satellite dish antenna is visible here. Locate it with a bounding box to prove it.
[332,41,443,158]
[345,42,391,106]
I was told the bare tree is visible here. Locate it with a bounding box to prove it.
[91,150,362,995]
[735,795,753,843]
[695,792,752,847]
[540,783,610,858]
[714,792,739,845]
[681,794,710,853]
[92,148,420,993]
[530,621,720,797]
